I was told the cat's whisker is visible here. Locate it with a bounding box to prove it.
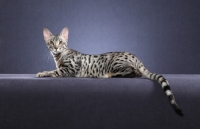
[41,52,46,61]
[47,52,52,63]
[42,50,52,63]
[42,51,47,61]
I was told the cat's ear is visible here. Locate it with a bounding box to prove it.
[60,27,69,41]
[43,28,53,42]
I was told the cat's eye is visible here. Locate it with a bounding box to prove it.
[50,41,54,45]
[59,41,63,45]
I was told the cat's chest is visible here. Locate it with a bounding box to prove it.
[54,54,81,69]
[54,57,62,69]
[53,54,65,68]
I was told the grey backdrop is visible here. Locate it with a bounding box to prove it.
[0,0,200,74]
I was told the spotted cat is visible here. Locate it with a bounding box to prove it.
[37,27,183,116]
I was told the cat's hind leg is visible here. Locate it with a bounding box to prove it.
[110,64,142,78]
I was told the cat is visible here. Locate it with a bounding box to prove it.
[37,27,183,116]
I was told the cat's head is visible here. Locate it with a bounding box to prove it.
[43,27,69,55]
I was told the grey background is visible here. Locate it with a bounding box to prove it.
[0,0,200,74]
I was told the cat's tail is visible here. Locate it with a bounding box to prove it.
[137,61,183,116]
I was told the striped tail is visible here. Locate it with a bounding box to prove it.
[138,63,183,116]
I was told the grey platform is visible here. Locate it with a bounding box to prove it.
[0,74,199,129]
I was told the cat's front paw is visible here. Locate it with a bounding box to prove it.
[36,71,48,77]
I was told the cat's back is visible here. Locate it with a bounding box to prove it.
[99,51,136,60]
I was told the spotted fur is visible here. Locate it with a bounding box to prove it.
[37,27,183,116]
